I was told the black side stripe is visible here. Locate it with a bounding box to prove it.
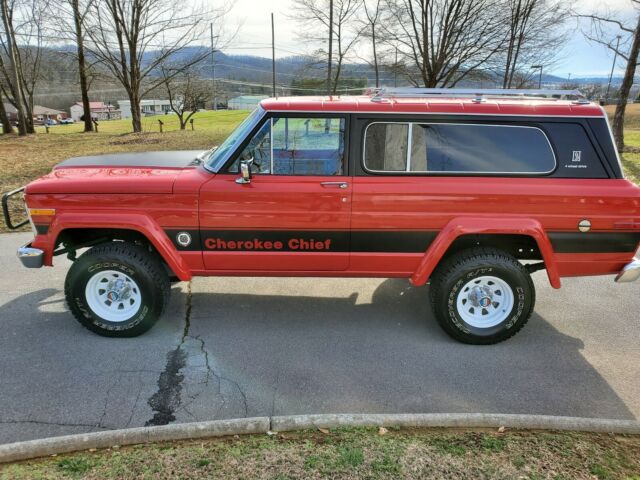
[164,229,640,254]
[548,232,640,254]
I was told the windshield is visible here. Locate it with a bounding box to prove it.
[205,107,265,171]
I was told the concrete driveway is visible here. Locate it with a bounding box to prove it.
[1,232,638,444]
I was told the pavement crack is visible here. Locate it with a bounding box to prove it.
[270,366,280,419]
[143,281,192,427]
[144,282,248,425]
[197,334,248,418]
[181,280,192,340]
[0,419,110,430]
[125,385,143,428]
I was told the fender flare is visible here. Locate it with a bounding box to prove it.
[410,217,561,289]
[36,212,192,281]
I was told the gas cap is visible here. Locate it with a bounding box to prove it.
[578,219,591,232]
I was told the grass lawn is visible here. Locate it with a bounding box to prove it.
[1,427,639,479]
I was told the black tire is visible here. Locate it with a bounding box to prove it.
[64,242,170,337]
[429,247,535,345]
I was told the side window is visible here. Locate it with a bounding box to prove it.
[363,123,408,171]
[363,122,556,174]
[228,117,346,176]
[228,120,272,174]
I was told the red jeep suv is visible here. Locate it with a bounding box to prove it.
[3,88,640,344]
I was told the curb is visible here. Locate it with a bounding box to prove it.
[272,413,640,435]
[0,417,269,464]
[1,413,639,464]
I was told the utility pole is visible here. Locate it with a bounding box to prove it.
[327,0,333,95]
[531,65,543,88]
[605,35,622,103]
[394,47,398,88]
[210,23,216,110]
[271,13,276,97]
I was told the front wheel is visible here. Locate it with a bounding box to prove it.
[64,242,170,337]
[429,248,535,345]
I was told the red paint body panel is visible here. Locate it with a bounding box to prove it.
[25,167,186,195]
[199,173,351,270]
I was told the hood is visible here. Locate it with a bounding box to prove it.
[26,150,205,195]
[54,150,204,169]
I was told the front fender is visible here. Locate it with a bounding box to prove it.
[33,212,192,281]
[410,217,560,289]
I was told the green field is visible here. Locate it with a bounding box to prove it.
[1,427,639,479]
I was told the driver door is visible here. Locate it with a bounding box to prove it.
[199,114,351,272]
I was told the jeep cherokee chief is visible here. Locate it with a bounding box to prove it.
[3,88,640,344]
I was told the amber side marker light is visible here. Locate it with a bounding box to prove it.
[28,209,56,217]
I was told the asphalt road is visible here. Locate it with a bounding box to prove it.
[1,232,639,444]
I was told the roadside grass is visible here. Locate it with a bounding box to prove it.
[1,428,639,479]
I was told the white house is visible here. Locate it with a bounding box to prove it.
[69,102,120,121]
[118,99,177,119]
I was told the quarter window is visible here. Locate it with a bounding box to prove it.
[364,122,556,174]
[229,117,346,176]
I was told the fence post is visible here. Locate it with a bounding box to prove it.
[92,120,99,133]
[158,119,164,133]
[45,124,50,134]
[190,118,194,131]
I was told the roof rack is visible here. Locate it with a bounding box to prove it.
[368,87,588,103]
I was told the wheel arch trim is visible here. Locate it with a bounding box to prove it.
[36,213,192,281]
[410,217,560,289]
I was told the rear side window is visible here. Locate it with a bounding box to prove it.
[364,122,556,174]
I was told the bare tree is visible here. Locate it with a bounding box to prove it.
[500,0,569,88]
[360,0,382,87]
[382,0,506,87]
[292,0,363,94]
[578,0,640,151]
[0,0,28,134]
[0,0,48,134]
[84,0,224,133]
[0,89,12,133]
[51,0,95,131]
[159,64,208,130]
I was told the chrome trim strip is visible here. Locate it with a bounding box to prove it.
[362,121,557,176]
[406,123,413,172]
[265,109,603,118]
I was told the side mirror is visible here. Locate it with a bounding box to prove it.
[235,159,252,184]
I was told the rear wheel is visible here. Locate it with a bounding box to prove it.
[64,242,170,337]
[429,248,535,345]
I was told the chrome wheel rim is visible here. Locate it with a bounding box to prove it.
[455,275,514,328]
[85,270,142,322]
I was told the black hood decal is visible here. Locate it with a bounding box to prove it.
[54,150,205,169]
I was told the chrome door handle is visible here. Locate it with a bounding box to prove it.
[320,182,348,189]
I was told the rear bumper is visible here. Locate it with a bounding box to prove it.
[17,243,44,268]
[615,258,640,283]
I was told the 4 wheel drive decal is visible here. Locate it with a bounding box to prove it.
[165,229,640,254]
